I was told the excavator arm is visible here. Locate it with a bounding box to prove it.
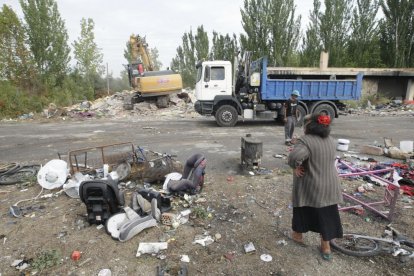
[129,34,154,71]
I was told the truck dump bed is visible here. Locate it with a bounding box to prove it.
[256,58,363,101]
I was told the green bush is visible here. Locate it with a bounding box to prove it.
[0,81,43,117]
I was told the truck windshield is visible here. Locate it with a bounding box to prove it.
[196,66,202,83]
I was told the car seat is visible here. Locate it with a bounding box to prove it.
[79,176,125,224]
[166,153,206,195]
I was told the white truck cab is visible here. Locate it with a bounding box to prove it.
[195,60,233,101]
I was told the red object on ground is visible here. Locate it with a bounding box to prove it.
[71,251,81,261]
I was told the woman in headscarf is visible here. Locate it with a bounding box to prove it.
[287,113,343,261]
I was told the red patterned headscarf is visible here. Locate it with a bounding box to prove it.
[317,115,331,126]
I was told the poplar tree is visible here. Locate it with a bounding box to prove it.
[268,0,301,66]
[300,0,323,67]
[73,18,104,80]
[19,0,70,87]
[171,26,209,88]
[210,32,239,63]
[319,0,353,66]
[379,0,414,67]
[240,0,271,61]
[0,4,35,88]
[348,0,382,67]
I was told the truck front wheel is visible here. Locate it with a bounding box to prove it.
[313,104,335,122]
[215,105,238,127]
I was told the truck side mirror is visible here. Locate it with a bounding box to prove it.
[204,66,210,82]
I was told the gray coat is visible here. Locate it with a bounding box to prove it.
[288,135,343,208]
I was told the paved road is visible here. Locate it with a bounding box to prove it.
[0,115,413,174]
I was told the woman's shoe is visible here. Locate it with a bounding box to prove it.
[283,230,308,247]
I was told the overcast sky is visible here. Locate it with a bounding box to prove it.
[1,0,314,78]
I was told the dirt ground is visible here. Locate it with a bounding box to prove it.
[1,114,414,276]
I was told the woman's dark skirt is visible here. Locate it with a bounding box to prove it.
[292,204,343,241]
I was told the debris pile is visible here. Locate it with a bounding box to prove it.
[10,90,200,121]
[1,142,210,274]
[347,100,414,117]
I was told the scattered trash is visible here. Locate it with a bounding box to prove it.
[193,235,214,247]
[71,250,81,261]
[136,242,168,257]
[37,159,68,189]
[244,242,256,253]
[224,251,236,262]
[180,255,190,263]
[98,268,112,276]
[337,139,350,152]
[276,239,287,246]
[260,254,273,262]
[11,259,29,271]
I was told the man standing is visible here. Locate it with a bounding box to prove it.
[283,90,300,146]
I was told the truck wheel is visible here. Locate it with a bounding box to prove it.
[313,104,335,122]
[296,105,306,127]
[215,105,238,127]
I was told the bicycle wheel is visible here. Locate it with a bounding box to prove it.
[330,233,381,257]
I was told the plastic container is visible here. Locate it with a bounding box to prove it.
[243,109,253,119]
[400,140,413,153]
[337,139,350,152]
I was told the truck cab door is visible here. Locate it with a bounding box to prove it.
[204,66,227,96]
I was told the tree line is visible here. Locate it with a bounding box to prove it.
[172,0,414,88]
[0,0,129,117]
[1,0,413,117]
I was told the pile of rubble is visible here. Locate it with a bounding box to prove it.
[347,100,414,117]
[13,90,201,121]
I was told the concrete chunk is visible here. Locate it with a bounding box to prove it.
[360,145,384,156]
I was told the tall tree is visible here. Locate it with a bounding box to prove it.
[149,47,162,71]
[0,4,35,88]
[72,18,103,99]
[240,0,271,61]
[210,32,239,63]
[19,0,70,87]
[240,0,301,66]
[319,0,353,66]
[73,18,104,81]
[300,0,323,66]
[379,0,414,67]
[268,0,301,66]
[171,26,209,88]
[347,0,382,67]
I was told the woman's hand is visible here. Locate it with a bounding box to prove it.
[294,165,305,177]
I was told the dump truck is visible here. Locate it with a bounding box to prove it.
[194,53,363,126]
[126,35,183,108]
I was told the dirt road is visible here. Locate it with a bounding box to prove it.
[0,115,413,275]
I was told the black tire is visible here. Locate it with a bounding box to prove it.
[313,104,335,122]
[0,166,39,185]
[330,233,381,257]
[215,105,238,127]
[0,162,21,176]
[296,105,307,127]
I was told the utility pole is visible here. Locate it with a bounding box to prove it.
[106,62,110,95]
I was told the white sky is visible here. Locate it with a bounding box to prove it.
[1,0,314,78]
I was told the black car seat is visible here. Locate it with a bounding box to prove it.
[79,176,125,224]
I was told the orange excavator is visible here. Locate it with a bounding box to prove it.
[126,34,182,108]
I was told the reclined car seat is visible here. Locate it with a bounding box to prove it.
[166,153,206,195]
[79,177,125,224]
